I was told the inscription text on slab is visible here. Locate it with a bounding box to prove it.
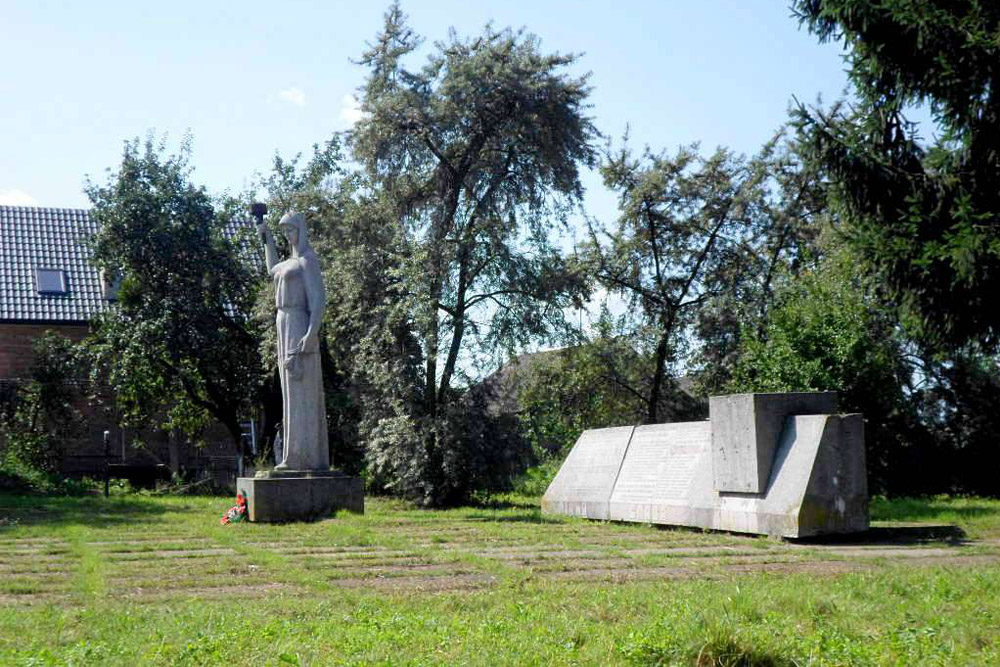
[611,422,710,503]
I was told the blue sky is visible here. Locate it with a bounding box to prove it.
[1,1,854,219]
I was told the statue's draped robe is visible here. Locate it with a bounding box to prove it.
[271,248,329,470]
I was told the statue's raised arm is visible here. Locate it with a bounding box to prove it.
[251,202,279,273]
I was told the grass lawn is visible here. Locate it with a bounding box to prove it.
[1,492,999,666]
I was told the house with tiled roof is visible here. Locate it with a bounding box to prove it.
[0,206,109,378]
[0,204,257,377]
[0,204,258,482]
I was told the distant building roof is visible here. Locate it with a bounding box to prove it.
[0,206,102,323]
[0,204,258,324]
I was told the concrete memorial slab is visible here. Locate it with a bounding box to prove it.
[543,392,868,537]
[541,426,634,520]
[608,422,714,526]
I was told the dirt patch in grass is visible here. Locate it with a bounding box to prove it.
[543,560,863,583]
[274,546,407,557]
[300,556,439,569]
[120,582,299,602]
[478,548,608,560]
[812,546,979,558]
[0,591,71,606]
[328,563,478,579]
[106,547,236,560]
[885,553,1000,568]
[0,553,70,564]
[622,545,770,557]
[0,537,64,545]
[332,572,498,592]
[84,536,211,546]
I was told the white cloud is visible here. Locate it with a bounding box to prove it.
[339,94,364,126]
[0,189,39,206]
[278,87,306,107]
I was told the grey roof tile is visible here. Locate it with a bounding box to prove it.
[0,205,258,323]
[0,206,102,322]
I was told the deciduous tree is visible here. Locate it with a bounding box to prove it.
[86,137,264,464]
[343,4,596,503]
[350,3,596,417]
[584,141,787,423]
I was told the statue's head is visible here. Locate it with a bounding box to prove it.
[278,212,309,254]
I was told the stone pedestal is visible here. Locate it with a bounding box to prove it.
[237,469,364,522]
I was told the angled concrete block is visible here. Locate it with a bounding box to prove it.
[710,392,838,494]
[541,426,634,520]
[798,413,868,536]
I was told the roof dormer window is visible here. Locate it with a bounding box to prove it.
[35,268,68,295]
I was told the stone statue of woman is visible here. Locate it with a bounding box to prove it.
[257,212,329,471]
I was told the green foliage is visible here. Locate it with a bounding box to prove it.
[85,136,265,452]
[516,334,702,462]
[728,258,895,394]
[432,389,533,506]
[511,457,563,497]
[793,0,1000,351]
[586,132,823,423]
[364,387,531,506]
[586,143,751,424]
[913,348,1000,496]
[725,249,939,494]
[0,334,95,493]
[517,345,640,458]
[351,3,596,412]
[334,3,597,504]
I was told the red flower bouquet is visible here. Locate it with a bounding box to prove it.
[220,492,248,525]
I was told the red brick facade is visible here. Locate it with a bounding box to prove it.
[0,323,244,481]
[0,323,90,380]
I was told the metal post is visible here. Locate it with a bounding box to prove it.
[103,430,111,498]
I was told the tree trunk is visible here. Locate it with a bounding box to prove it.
[646,329,671,425]
[757,224,790,338]
[425,291,440,419]
[167,431,181,475]
[438,250,470,406]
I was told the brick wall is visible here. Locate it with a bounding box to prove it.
[0,322,241,479]
[0,323,90,380]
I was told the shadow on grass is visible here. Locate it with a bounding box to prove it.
[871,496,1000,522]
[468,497,541,511]
[461,511,565,524]
[456,496,565,523]
[0,493,172,529]
[794,524,969,546]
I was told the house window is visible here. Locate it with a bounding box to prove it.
[35,268,68,295]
